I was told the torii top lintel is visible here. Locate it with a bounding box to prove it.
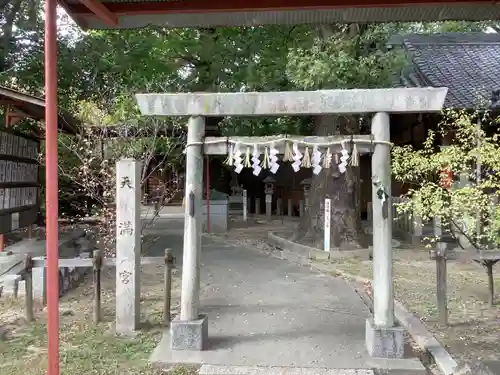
[61,0,500,29]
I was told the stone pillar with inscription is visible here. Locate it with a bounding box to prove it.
[171,116,208,351]
[115,158,142,335]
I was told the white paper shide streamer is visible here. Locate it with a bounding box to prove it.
[338,142,349,174]
[322,147,332,169]
[291,142,303,172]
[232,142,243,174]
[311,146,322,175]
[269,143,279,174]
[252,144,262,176]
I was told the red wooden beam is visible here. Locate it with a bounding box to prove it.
[66,0,494,15]
[79,0,118,25]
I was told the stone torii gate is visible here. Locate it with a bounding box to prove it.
[136,87,447,356]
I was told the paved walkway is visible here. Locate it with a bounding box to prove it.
[146,219,418,372]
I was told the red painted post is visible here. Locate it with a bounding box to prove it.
[205,156,210,233]
[44,0,60,374]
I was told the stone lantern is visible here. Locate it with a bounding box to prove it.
[263,176,276,220]
[300,178,312,216]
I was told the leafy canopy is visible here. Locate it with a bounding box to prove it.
[392,110,500,249]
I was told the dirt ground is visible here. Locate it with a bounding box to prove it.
[0,258,196,375]
[218,217,500,365]
[328,246,500,364]
[3,217,498,373]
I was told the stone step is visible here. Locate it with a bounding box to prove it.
[198,365,374,375]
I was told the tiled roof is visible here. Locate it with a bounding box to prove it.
[388,32,500,109]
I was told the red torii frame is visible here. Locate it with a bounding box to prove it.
[44,0,500,374]
[44,1,58,374]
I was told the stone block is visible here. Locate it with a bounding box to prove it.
[32,256,46,301]
[17,280,26,296]
[308,249,330,261]
[365,318,405,359]
[202,201,228,233]
[0,274,21,297]
[454,361,497,375]
[170,314,208,351]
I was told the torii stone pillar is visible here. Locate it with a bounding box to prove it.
[171,116,208,350]
[365,112,404,358]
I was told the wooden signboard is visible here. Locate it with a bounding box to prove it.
[0,130,39,233]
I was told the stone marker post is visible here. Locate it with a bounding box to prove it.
[276,198,283,216]
[288,199,293,217]
[433,216,448,325]
[115,158,141,335]
[243,189,248,222]
[301,178,312,213]
[299,200,304,217]
[171,116,208,350]
[263,176,276,221]
[365,112,404,359]
[324,198,331,253]
[255,197,261,215]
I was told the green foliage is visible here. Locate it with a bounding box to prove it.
[0,0,43,74]
[2,4,497,233]
[392,109,500,249]
[286,24,407,90]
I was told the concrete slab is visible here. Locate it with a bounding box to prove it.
[148,230,425,374]
[199,365,374,374]
[152,235,373,369]
[367,358,427,375]
[142,220,426,372]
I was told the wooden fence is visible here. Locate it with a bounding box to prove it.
[20,249,175,326]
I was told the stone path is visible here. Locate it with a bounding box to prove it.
[147,219,424,373]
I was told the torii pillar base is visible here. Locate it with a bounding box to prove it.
[170,314,208,351]
[365,318,405,358]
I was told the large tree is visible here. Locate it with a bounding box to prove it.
[286,24,406,249]
[285,21,492,249]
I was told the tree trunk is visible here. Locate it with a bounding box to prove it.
[293,115,370,249]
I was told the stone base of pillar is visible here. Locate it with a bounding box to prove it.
[170,314,208,350]
[411,235,421,245]
[365,318,405,359]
